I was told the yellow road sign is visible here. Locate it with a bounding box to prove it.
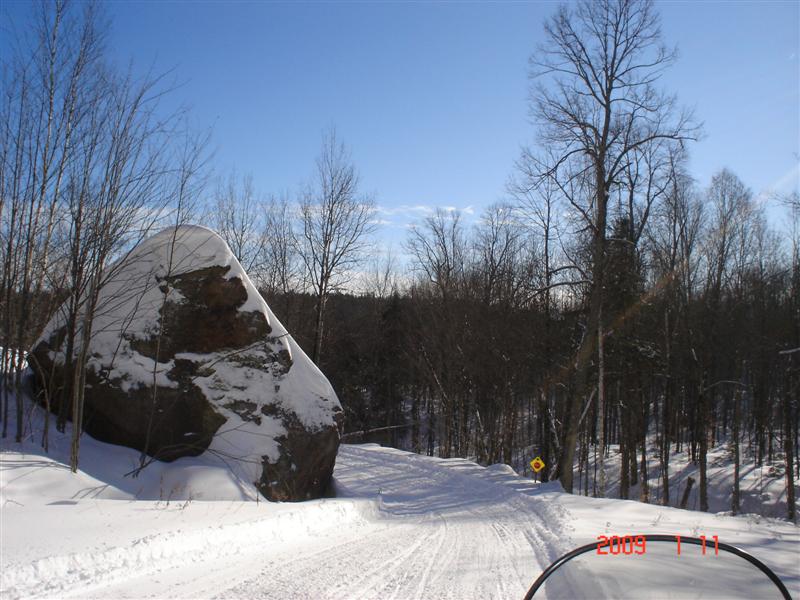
[530,457,545,473]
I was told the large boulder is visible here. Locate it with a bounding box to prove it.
[30,225,343,501]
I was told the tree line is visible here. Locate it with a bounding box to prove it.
[1,0,797,519]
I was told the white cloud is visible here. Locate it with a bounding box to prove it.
[376,204,435,217]
[375,202,481,222]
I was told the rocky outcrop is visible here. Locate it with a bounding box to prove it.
[30,225,343,501]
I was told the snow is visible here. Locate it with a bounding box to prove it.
[32,225,341,476]
[542,489,799,598]
[514,441,800,521]
[2,403,798,599]
[1,401,261,503]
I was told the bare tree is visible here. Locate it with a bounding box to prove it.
[406,209,466,302]
[473,203,527,307]
[62,61,189,470]
[262,193,300,298]
[365,247,399,299]
[0,1,208,471]
[696,169,752,509]
[782,189,799,521]
[140,129,210,468]
[509,172,580,482]
[296,130,375,364]
[643,148,700,506]
[213,171,266,276]
[1,0,107,443]
[405,209,468,458]
[524,0,698,492]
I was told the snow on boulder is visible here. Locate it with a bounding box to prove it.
[30,225,343,501]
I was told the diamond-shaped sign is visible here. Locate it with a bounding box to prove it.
[530,457,545,473]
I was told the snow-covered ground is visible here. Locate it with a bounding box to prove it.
[597,442,798,518]
[512,440,799,520]
[2,398,798,599]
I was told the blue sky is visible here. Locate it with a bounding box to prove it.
[3,1,799,246]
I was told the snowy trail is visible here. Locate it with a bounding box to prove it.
[213,445,572,600]
[3,444,572,600]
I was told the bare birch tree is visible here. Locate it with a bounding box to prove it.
[297,130,375,364]
[1,0,106,443]
[0,1,207,471]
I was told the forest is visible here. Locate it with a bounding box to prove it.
[1,0,797,520]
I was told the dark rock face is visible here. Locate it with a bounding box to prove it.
[32,333,226,460]
[30,225,343,501]
[130,266,269,359]
[257,406,344,501]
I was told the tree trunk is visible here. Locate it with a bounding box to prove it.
[558,172,608,494]
[661,309,671,506]
[596,303,606,498]
[680,476,695,509]
[699,381,710,512]
[784,371,796,522]
[732,388,741,515]
[640,396,650,503]
[312,290,327,365]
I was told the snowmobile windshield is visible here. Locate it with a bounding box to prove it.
[525,534,791,600]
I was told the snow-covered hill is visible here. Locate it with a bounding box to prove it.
[2,399,798,598]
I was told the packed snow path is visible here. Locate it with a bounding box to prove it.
[2,444,572,600]
[218,445,570,600]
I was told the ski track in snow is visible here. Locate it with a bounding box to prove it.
[2,444,572,600]
[213,446,571,600]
